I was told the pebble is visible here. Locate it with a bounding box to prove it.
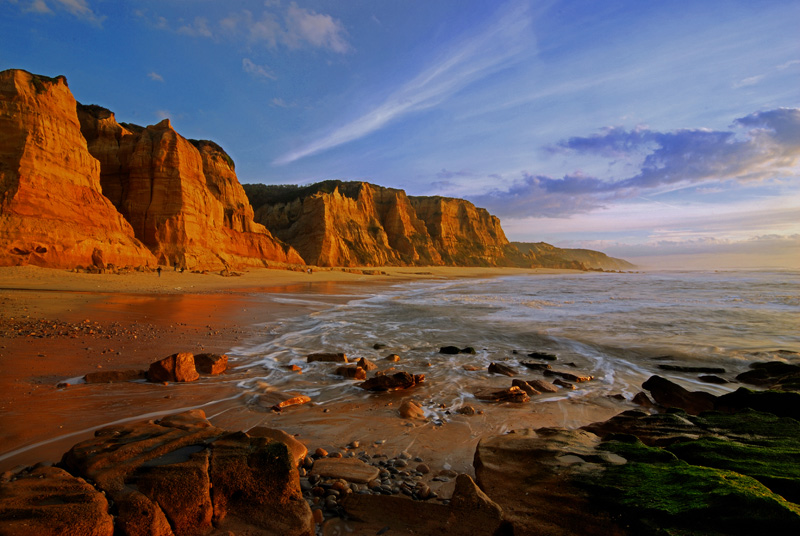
[416,463,430,474]
[312,509,324,524]
[314,448,328,458]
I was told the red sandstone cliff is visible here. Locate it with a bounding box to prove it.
[77,105,303,270]
[247,181,519,267]
[0,69,155,269]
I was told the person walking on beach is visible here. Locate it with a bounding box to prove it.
[157,266,162,277]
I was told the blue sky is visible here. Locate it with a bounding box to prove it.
[1,0,798,268]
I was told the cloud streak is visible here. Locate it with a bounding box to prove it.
[474,108,800,218]
[18,0,104,24]
[273,1,534,165]
[242,58,276,80]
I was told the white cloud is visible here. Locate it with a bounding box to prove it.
[777,59,800,70]
[155,110,171,120]
[177,16,212,37]
[733,74,764,89]
[18,0,103,24]
[283,2,350,53]
[147,71,164,82]
[270,97,295,108]
[242,58,277,80]
[273,2,534,165]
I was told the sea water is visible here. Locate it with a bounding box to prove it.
[231,269,800,416]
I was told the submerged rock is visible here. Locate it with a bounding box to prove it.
[439,346,476,355]
[335,365,367,380]
[512,379,541,396]
[359,372,424,392]
[474,386,529,403]
[543,370,594,383]
[399,399,426,419]
[488,362,517,377]
[307,352,348,363]
[526,351,558,361]
[642,375,716,414]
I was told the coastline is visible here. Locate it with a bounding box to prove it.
[0,264,594,473]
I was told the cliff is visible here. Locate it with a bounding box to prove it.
[513,241,635,271]
[77,105,303,270]
[0,69,155,269]
[247,181,520,267]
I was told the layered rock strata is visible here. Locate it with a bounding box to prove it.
[513,241,635,271]
[77,104,303,270]
[0,69,155,269]
[247,181,521,267]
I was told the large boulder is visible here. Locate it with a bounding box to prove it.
[642,375,716,414]
[55,410,314,536]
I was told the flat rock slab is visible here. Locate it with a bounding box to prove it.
[0,466,114,536]
[307,352,348,363]
[310,458,380,484]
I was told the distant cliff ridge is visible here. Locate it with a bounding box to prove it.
[513,241,635,271]
[245,181,522,267]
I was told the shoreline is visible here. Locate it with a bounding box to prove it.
[1,264,599,473]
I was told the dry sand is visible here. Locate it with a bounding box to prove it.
[0,264,617,482]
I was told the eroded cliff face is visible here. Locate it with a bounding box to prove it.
[77,106,303,270]
[249,181,518,267]
[0,69,155,269]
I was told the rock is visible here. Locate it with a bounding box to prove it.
[527,351,558,360]
[699,374,729,384]
[356,357,378,371]
[553,379,575,390]
[631,391,655,409]
[259,392,312,411]
[147,352,199,383]
[525,379,559,393]
[340,473,508,535]
[0,466,114,536]
[511,379,541,396]
[715,387,800,420]
[488,362,517,376]
[399,399,426,419]
[456,405,476,415]
[658,364,726,373]
[248,427,308,467]
[475,428,620,536]
[77,105,302,270]
[83,369,146,383]
[520,362,552,371]
[384,354,400,362]
[194,352,228,375]
[248,181,520,268]
[514,241,635,271]
[335,365,367,380]
[310,458,380,484]
[736,361,800,387]
[307,352,348,363]
[0,69,155,270]
[474,386,529,403]
[439,346,476,355]
[209,433,313,536]
[359,372,424,392]
[543,370,594,383]
[642,375,717,414]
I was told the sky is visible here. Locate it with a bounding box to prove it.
[1,0,799,269]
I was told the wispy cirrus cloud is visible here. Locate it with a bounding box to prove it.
[147,71,164,82]
[273,2,534,165]
[473,108,800,218]
[16,0,104,24]
[242,58,277,80]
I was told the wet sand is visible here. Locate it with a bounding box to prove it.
[0,265,620,480]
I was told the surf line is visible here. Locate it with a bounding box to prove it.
[0,393,246,463]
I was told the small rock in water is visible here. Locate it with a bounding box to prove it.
[553,379,576,390]
[488,362,517,377]
[456,405,476,415]
[373,343,388,350]
[526,379,559,393]
[307,352,348,363]
[474,386,530,403]
[384,354,400,362]
[520,361,552,371]
[399,399,425,420]
[511,379,541,396]
[544,370,594,383]
[356,357,378,371]
[314,448,329,458]
[527,351,558,360]
[335,365,367,380]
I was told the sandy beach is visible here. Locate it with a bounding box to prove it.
[0,264,617,482]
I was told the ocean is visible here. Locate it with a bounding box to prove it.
[231,269,800,423]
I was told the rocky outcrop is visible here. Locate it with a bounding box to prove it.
[247,181,522,267]
[77,105,303,270]
[0,69,155,269]
[512,241,635,271]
